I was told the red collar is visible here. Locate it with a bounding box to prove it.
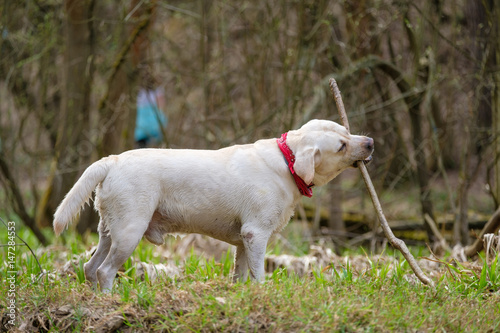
[276,132,314,197]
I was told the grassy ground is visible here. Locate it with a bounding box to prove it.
[1,224,500,332]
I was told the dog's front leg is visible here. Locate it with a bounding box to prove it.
[241,227,271,282]
[233,245,249,282]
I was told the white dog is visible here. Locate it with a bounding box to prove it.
[54,119,373,291]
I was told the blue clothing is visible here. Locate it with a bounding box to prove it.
[134,88,167,143]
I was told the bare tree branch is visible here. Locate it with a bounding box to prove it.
[464,206,500,257]
[0,152,48,245]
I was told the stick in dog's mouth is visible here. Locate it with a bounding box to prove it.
[353,154,373,168]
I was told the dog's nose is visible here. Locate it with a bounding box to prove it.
[365,137,374,151]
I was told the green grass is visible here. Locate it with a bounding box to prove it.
[1,224,500,332]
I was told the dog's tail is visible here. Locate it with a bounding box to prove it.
[53,156,116,236]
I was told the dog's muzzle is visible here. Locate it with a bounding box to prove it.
[354,137,374,167]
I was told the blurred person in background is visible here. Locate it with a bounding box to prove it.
[135,71,167,148]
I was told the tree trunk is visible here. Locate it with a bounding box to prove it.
[493,2,500,206]
[372,56,437,242]
[97,0,154,157]
[409,98,437,243]
[36,0,95,231]
[452,0,498,245]
[199,0,213,145]
[402,11,438,243]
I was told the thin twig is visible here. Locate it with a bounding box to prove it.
[424,213,451,252]
[329,78,435,287]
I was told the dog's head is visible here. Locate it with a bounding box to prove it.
[286,119,374,187]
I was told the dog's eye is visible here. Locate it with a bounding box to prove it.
[338,142,346,152]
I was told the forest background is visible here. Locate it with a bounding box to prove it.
[1,0,499,250]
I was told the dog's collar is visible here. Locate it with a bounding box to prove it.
[276,132,314,197]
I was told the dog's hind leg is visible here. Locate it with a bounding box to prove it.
[84,230,111,289]
[96,220,149,292]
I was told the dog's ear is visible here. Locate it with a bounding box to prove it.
[293,147,320,185]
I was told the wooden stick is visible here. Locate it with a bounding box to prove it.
[329,78,434,287]
[424,213,451,252]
